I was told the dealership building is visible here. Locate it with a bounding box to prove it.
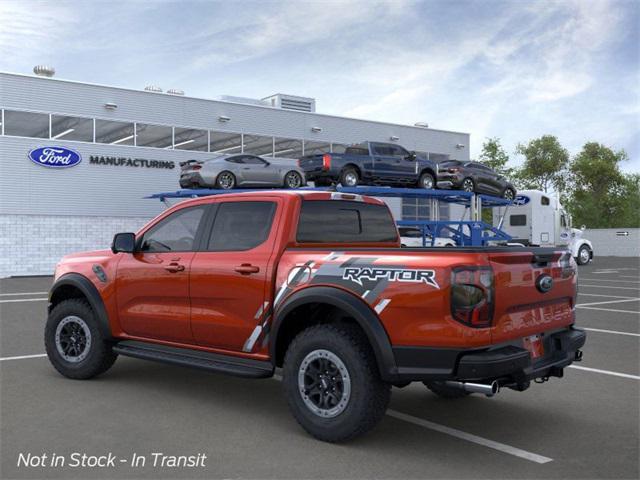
[0,69,470,277]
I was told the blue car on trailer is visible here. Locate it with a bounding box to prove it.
[298,141,439,190]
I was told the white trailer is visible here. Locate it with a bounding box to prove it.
[492,190,594,265]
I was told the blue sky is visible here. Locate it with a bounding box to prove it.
[1,0,638,171]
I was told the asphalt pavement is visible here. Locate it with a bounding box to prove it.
[1,257,638,479]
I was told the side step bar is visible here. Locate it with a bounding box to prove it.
[113,340,274,379]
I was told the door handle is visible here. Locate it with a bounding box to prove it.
[235,264,260,275]
[165,262,185,273]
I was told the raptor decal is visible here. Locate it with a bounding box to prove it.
[342,267,439,288]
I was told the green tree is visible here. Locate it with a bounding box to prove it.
[565,142,638,228]
[479,137,513,177]
[515,135,569,193]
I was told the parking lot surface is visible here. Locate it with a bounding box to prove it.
[1,257,638,479]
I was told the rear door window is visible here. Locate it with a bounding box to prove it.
[207,201,276,251]
[297,200,398,243]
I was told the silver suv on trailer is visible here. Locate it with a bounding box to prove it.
[179,154,306,189]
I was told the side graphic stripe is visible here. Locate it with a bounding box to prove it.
[374,298,391,314]
[242,325,263,352]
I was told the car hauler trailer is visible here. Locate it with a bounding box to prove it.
[492,190,594,265]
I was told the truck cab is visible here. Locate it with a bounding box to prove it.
[493,189,594,265]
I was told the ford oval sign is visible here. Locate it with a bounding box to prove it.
[28,146,82,168]
[513,195,530,206]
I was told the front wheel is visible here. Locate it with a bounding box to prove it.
[418,172,435,190]
[283,324,391,442]
[576,245,592,265]
[216,171,236,189]
[45,299,117,379]
[284,171,303,189]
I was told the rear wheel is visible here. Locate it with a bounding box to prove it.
[418,172,435,190]
[576,244,591,265]
[216,171,236,190]
[283,324,391,442]
[45,299,117,379]
[284,171,303,189]
[423,381,471,399]
[461,177,475,192]
[339,168,359,187]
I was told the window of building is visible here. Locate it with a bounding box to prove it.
[303,141,331,155]
[273,137,303,158]
[173,127,208,151]
[4,110,49,138]
[402,198,431,221]
[210,131,243,154]
[429,153,450,163]
[51,114,93,142]
[510,214,527,226]
[207,202,276,251]
[140,206,206,252]
[95,119,135,145]
[297,200,398,243]
[135,123,173,148]
[243,134,274,156]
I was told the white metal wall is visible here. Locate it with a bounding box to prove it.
[583,228,640,257]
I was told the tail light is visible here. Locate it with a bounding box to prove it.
[450,267,494,328]
[297,159,302,167]
[559,252,576,279]
[192,165,202,171]
[322,154,332,171]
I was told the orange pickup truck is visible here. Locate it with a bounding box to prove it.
[46,190,585,442]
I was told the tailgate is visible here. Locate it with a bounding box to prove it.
[298,154,325,172]
[489,250,577,344]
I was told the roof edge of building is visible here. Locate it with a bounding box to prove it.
[0,71,470,137]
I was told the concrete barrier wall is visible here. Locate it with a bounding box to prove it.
[584,228,640,257]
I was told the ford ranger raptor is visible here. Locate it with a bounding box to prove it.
[46,190,585,442]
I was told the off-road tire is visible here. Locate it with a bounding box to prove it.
[283,324,391,442]
[423,381,471,399]
[45,299,117,379]
[339,167,360,187]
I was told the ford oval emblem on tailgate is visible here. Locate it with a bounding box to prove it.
[536,274,553,293]
[28,146,82,168]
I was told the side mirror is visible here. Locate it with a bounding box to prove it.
[407,151,417,161]
[111,232,136,254]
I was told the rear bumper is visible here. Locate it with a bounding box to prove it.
[391,327,586,385]
[436,173,464,189]
[179,172,207,188]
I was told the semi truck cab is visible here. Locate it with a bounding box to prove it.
[493,189,594,265]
